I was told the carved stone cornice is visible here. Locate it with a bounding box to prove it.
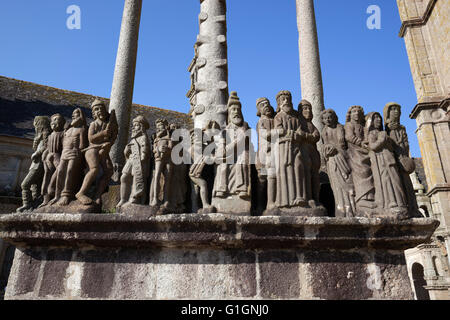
[410,97,449,120]
[398,0,438,38]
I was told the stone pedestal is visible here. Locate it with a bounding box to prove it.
[0,213,438,300]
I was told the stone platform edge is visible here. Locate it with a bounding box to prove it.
[0,213,439,250]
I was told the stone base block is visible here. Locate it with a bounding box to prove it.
[0,214,439,300]
[34,201,101,214]
[264,206,328,217]
[212,196,251,216]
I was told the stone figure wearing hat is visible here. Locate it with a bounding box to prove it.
[256,97,276,213]
[212,91,251,214]
[384,102,419,218]
[76,99,118,207]
[117,115,151,208]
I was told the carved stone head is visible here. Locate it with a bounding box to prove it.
[276,90,293,113]
[91,99,108,122]
[71,108,87,128]
[383,102,401,128]
[155,119,169,137]
[32,116,51,150]
[365,112,383,132]
[256,98,274,118]
[298,99,313,122]
[132,115,149,138]
[227,91,244,126]
[50,114,66,132]
[346,105,365,125]
[321,109,339,128]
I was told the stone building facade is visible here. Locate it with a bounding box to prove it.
[0,75,191,297]
[397,0,450,299]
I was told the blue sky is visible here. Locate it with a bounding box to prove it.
[0,0,421,156]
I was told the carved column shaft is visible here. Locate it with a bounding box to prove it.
[296,0,325,132]
[109,0,143,174]
[192,0,229,129]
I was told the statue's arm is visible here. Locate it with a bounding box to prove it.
[368,131,385,152]
[79,128,88,150]
[345,124,362,146]
[88,124,108,144]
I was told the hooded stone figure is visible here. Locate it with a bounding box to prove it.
[383,102,420,218]
[365,112,408,218]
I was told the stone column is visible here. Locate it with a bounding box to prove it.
[190,0,229,129]
[296,0,325,131]
[109,0,143,177]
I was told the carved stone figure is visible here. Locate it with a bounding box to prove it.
[76,99,118,207]
[298,100,321,207]
[149,119,174,213]
[17,116,51,212]
[39,114,66,207]
[255,97,276,213]
[212,91,251,215]
[189,121,220,214]
[117,115,151,208]
[320,109,356,217]
[50,108,88,206]
[365,112,408,218]
[344,106,376,213]
[384,102,420,218]
[273,90,305,209]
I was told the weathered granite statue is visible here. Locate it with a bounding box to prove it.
[117,115,151,209]
[50,108,88,206]
[320,109,356,217]
[189,121,220,214]
[365,112,408,218]
[149,119,174,214]
[255,97,276,213]
[344,106,376,213]
[17,116,51,212]
[384,102,420,218]
[298,99,321,207]
[76,99,118,207]
[39,114,66,207]
[212,92,251,215]
[273,90,305,210]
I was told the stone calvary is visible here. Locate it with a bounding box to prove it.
[0,0,441,301]
[13,95,420,220]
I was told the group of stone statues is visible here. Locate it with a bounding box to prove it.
[321,103,418,219]
[17,100,118,213]
[16,91,420,219]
